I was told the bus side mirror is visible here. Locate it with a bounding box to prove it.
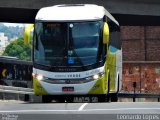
[24,24,34,45]
[103,22,109,44]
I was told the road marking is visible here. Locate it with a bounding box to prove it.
[0,110,78,113]
[84,108,160,111]
[78,103,88,111]
[0,108,159,113]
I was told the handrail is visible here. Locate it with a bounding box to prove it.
[118,92,160,98]
[0,85,159,102]
[0,85,33,95]
[118,92,160,102]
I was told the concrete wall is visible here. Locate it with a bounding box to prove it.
[1,0,160,24]
[1,0,160,16]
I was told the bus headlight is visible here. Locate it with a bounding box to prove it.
[36,74,44,81]
[32,73,36,77]
[93,74,99,80]
[85,72,104,82]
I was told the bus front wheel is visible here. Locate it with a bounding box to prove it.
[42,95,52,103]
[110,93,118,102]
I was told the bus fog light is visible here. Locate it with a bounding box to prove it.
[32,73,36,77]
[37,74,44,81]
[93,74,99,80]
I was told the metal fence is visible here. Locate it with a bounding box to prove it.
[0,85,159,102]
[118,92,160,102]
[0,57,159,102]
[0,57,33,88]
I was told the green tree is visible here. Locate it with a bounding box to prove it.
[3,37,31,61]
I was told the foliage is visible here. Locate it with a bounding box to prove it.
[2,37,31,61]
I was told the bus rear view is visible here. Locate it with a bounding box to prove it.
[25,4,122,103]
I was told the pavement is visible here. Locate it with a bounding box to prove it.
[0,101,159,120]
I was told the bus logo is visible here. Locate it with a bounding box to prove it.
[68,74,80,78]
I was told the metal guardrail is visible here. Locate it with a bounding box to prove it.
[118,92,160,98]
[118,92,160,102]
[0,85,159,102]
[0,85,34,95]
[0,85,34,101]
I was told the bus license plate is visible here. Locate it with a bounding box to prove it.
[62,87,74,92]
[74,97,98,102]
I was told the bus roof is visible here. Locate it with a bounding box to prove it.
[35,4,119,25]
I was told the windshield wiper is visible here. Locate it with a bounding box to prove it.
[34,62,52,70]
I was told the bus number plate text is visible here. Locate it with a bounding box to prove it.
[62,87,74,92]
[74,97,98,102]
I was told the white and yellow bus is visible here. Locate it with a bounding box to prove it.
[24,4,122,103]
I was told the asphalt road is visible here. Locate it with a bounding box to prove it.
[0,102,159,120]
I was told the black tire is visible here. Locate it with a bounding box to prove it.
[96,71,112,103]
[110,75,119,102]
[57,99,65,103]
[42,95,52,103]
[110,93,118,102]
[106,94,110,102]
[111,75,119,102]
[24,94,29,102]
[98,95,106,102]
[66,97,74,103]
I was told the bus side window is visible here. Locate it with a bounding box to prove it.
[108,20,121,50]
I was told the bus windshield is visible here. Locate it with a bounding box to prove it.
[34,21,103,67]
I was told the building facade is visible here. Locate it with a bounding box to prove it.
[0,32,8,55]
[121,26,160,93]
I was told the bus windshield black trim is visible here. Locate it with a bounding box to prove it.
[33,20,105,67]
